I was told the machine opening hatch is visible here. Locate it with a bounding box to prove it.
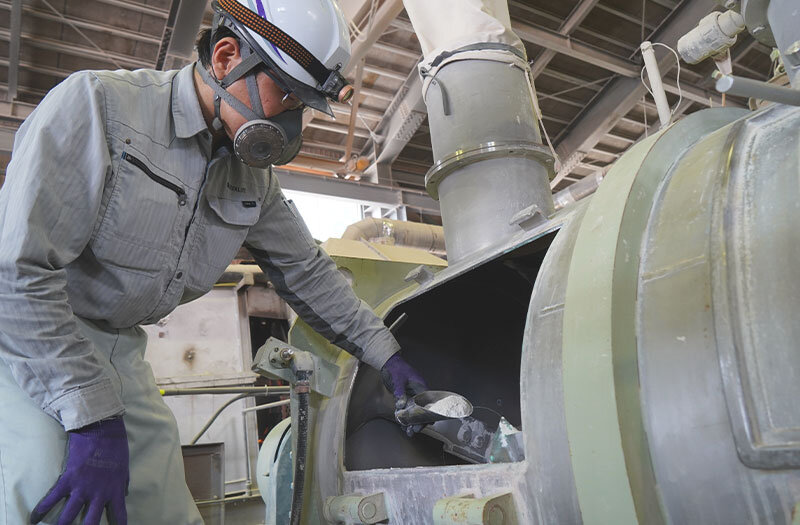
[344,233,556,470]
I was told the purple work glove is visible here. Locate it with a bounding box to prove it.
[380,352,428,408]
[31,417,129,525]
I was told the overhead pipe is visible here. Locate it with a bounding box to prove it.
[342,218,446,257]
[402,0,555,263]
[552,172,604,211]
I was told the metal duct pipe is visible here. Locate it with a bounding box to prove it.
[403,0,555,264]
[341,218,446,257]
[766,0,800,89]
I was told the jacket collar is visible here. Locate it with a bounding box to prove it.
[171,62,209,139]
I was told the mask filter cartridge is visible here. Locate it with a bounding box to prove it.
[233,120,287,168]
[232,108,304,168]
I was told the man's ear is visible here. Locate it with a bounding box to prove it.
[211,37,242,80]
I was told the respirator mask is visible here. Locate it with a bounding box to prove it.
[197,1,356,169]
[195,0,354,168]
[196,50,303,169]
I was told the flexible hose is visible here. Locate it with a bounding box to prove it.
[289,378,311,525]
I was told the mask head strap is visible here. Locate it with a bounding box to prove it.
[196,61,262,125]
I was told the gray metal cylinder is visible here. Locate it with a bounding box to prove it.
[422,58,554,263]
[767,0,800,88]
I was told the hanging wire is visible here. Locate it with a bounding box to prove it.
[524,62,561,170]
[535,75,615,101]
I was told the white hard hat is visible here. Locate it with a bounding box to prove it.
[212,0,353,115]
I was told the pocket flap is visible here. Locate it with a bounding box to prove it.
[207,195,262,226]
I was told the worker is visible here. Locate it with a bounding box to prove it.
[0,0,427,523]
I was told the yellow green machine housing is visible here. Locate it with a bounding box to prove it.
[285,104,800,524]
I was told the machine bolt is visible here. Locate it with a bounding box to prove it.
[752,25,766,36]
[361,502,377,520]
[280,348,295,361]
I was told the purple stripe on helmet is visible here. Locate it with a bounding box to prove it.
[253,0,287,63]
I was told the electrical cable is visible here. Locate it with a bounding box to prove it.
[289,375,311,525]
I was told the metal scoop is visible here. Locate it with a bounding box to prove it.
[394,390,473,427]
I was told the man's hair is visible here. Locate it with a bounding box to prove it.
[196,26,240,68]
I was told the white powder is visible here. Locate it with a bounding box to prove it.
[425,395,471,418]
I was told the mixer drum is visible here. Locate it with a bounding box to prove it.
[304,105,800,524]
[526,103,800,524]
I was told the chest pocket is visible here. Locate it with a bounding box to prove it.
[186,172,266,291]
[93,147,187,274]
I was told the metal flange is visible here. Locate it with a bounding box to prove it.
[424,141,556,200]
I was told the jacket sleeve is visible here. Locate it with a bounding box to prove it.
[0,72,124,431]
[244,171,400,370]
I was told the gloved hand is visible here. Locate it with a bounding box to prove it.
[31,417,129,525]
[380,352,428,408]
[381,353,428,436]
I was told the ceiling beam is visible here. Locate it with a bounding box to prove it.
[359,86,396,102]
[273,167,440,213]
[329,101,383,122]
[156,0,206,70]
[0,1,162,46]
[345,0,403,76]
[362,63,408,82]
[512,19,640,77]
[306,120,372,139]
[361,66,427,183]
[0,29,150,69]
[595,4,656,30]
[551,0,718,187]
[514,16,730,109]
[372,40,420,60]
[530,0,601,79]
[0,57,72,80]
[92,0,170,18]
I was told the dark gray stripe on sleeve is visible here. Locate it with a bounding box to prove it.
[244,244,368,361]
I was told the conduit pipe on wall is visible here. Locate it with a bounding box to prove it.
[402,0,555,264]
[342,218,446,257]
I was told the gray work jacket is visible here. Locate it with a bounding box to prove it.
[0,64,399,431]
